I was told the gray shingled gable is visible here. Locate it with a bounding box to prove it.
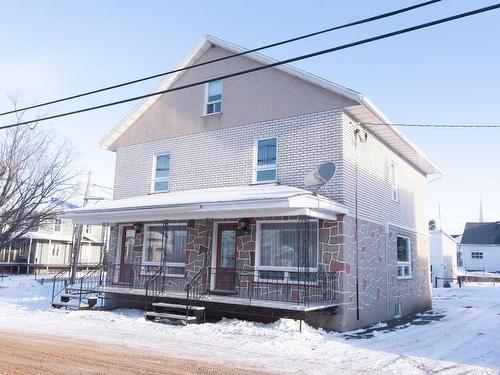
[461,222,500,245]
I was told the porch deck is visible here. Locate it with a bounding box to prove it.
[96,285,338,312]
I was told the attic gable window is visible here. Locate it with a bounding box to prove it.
[152,154,170,193]
[205,80,222,114]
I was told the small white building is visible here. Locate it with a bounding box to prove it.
[430,230,458,287]
[460,222,500,273]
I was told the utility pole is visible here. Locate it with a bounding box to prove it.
[70,171,92,284]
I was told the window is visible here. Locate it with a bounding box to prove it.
[205,80,222,114]
[390,162,399,202]
[152,154,170,193]
[395,303,402,317]
[142,224,187,276]
[397,235,411,278]
[80,244,91,261]
[85,225,92,234]
[257,221,318,281]
[53,218,62,232]
[254,138,277,183]
[471,251,483,259]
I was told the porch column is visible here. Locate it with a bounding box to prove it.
[7,243,11,263]
[47,239,51,270]
[27,238,33,274]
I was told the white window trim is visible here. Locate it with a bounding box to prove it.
[390,162,399,202]
[141,223,187,277]
[397,234,412,279]
[151,153,170,193]
[204,80,222,115]
[255,219,319,284]
[253,137,278,184]
[53,218,63,232]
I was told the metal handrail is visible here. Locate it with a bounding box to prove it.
[77,266,102,307]
[185,265,210,318]
[50,266,71,305]
[144,265,166,311]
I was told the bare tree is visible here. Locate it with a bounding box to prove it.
[0,96,79,247]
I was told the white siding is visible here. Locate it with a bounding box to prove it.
[430,230,458,284]
[460,244,500,272]
[341,113,428,233]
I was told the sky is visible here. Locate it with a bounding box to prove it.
[0,0,499,234]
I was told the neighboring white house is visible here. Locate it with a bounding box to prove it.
[0,203,105,272]
[460,222,500,273]
[430,230,458,287]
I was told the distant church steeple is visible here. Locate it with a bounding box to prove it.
[479,197,484,222]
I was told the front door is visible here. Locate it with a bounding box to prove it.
[215,223,238,290]
[119,226,136,284]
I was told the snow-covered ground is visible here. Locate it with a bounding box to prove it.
[0,276,499,374]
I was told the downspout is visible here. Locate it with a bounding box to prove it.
[354,129,360,321]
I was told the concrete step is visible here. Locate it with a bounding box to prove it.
[145,311,197,325]
[152,302,205,311]
[52,301,90,310]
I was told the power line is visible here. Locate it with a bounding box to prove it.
[363,122,500,128]
[2,3,499,131]
[0,0,442,117]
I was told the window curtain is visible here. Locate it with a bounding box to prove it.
[146,225,186,263]
[260,222,317,268]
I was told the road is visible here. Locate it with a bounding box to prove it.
[0,330,270,375]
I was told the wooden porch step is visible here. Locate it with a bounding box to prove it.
[60,293,95,299]
[145,311,197,323]
[152,302,205,311]
[210,289,238,296]
[65,287,97,294]
[52,301,90,310]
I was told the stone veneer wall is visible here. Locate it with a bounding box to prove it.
[106,215,431,332]
[106,217,344,306]
[323,215,432,332]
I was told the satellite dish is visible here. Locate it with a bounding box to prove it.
[304,162,336,193]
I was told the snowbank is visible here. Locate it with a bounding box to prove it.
[0,275,499,374]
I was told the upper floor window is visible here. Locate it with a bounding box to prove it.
[390,162,399,202]
[471,251,483,259]
[397,235,411,278]
[53,218,62,232]
[205,80,222,114]
[84,225,92,234]
[153,154,170,193]
[254,137,277,183]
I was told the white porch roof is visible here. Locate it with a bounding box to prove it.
[64,185,349,224]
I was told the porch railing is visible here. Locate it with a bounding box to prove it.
[102,263,337,307]
[102,263,182,290]
[189,268,337,306]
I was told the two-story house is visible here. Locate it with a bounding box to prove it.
[0,202,104,273]
[66,36,440,331]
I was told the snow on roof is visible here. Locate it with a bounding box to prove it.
[65,185,349,224]
[100,35,440,175]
